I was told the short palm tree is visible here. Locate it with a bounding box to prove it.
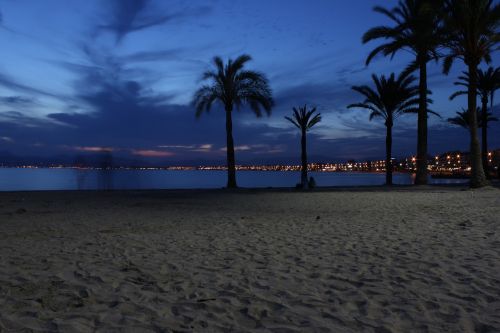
[348,73,421,185]
[447,109,477,129]
[447,108,498,129]
[285,105,322,189]
[363,0,445,185]
[450,67,500,175]
[442,0,499,188]
[193,54,274,188]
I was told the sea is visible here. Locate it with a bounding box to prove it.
[0,168,468,191]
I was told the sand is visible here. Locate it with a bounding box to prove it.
[0,187,499,332]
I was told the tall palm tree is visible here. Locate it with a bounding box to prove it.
[447,108,498,129]
[450,67,500,175]
[285,105,322,189]
[193,54,274,188]
[442,0,499,188]
[348,73,421,185]
[363,0,445,185]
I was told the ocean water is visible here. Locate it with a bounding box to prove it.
[0,168,468,191]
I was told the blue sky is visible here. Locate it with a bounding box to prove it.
[0,0,498,165]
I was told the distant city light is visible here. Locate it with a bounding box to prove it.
[1,150,498,176]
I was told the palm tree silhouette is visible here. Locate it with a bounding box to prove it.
[348,73,422,185]
[363,0,445,186]
[442,0,498,188]
[193,54,274,188]
[447,108,498,130]
[285,105,322,189]
[450,67,500,176]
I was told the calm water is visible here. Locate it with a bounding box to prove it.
[0,168,468,191]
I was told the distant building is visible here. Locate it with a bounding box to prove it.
[429,151,470,174]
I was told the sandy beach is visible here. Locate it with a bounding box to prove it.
[0,187,499,332]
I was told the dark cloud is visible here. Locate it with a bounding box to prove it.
[0,111,56,128]
[96,0,212,43]
[96,0,169,42]
[0,96,36,106]
[0,45,299,164]
[0,73,62,100]
[121,49,183,62]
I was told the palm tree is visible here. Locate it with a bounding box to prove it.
[285,105,322,189]
[447,109,476,129]
[363,0,445,185]
[193,54,274,188]
[348,73,421,185]
[442,0,499,188]
[450,67,500,176]
[447,108,498,129]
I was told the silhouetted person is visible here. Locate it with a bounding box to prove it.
[308,176,316,189]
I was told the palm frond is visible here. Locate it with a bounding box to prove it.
[285,116,301,129]
[193,85,221,117]
[401,60,419,78]
[213,56,224,75]
[442,55,455,74]
[442,0,499,74]
[365,43,392,65]
[192,54,274,118]
[449,90,467,100]
[348,71,420,125]
[364,0,445,70]
[286,105,321,132]
[307,113,322,130]
[446,107,496,129]
[373,6,402,24]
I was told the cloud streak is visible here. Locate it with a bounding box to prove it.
[96,0,170,42]
[96,0,212,43]
[131,149,174,158]
[0,73,62,100]
[0,96,37,107]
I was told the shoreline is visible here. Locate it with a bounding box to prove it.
[0,181,498,195]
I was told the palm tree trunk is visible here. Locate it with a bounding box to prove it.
[481,96,490,179]
[467,64,488,188]
[415,58,428,185]
[301,129,308,188]
[386,123,393,186]
[225,106,237,188]
[491,91,496,179]
[300,130,309,189]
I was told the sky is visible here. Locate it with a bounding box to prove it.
[0,0,498,166]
